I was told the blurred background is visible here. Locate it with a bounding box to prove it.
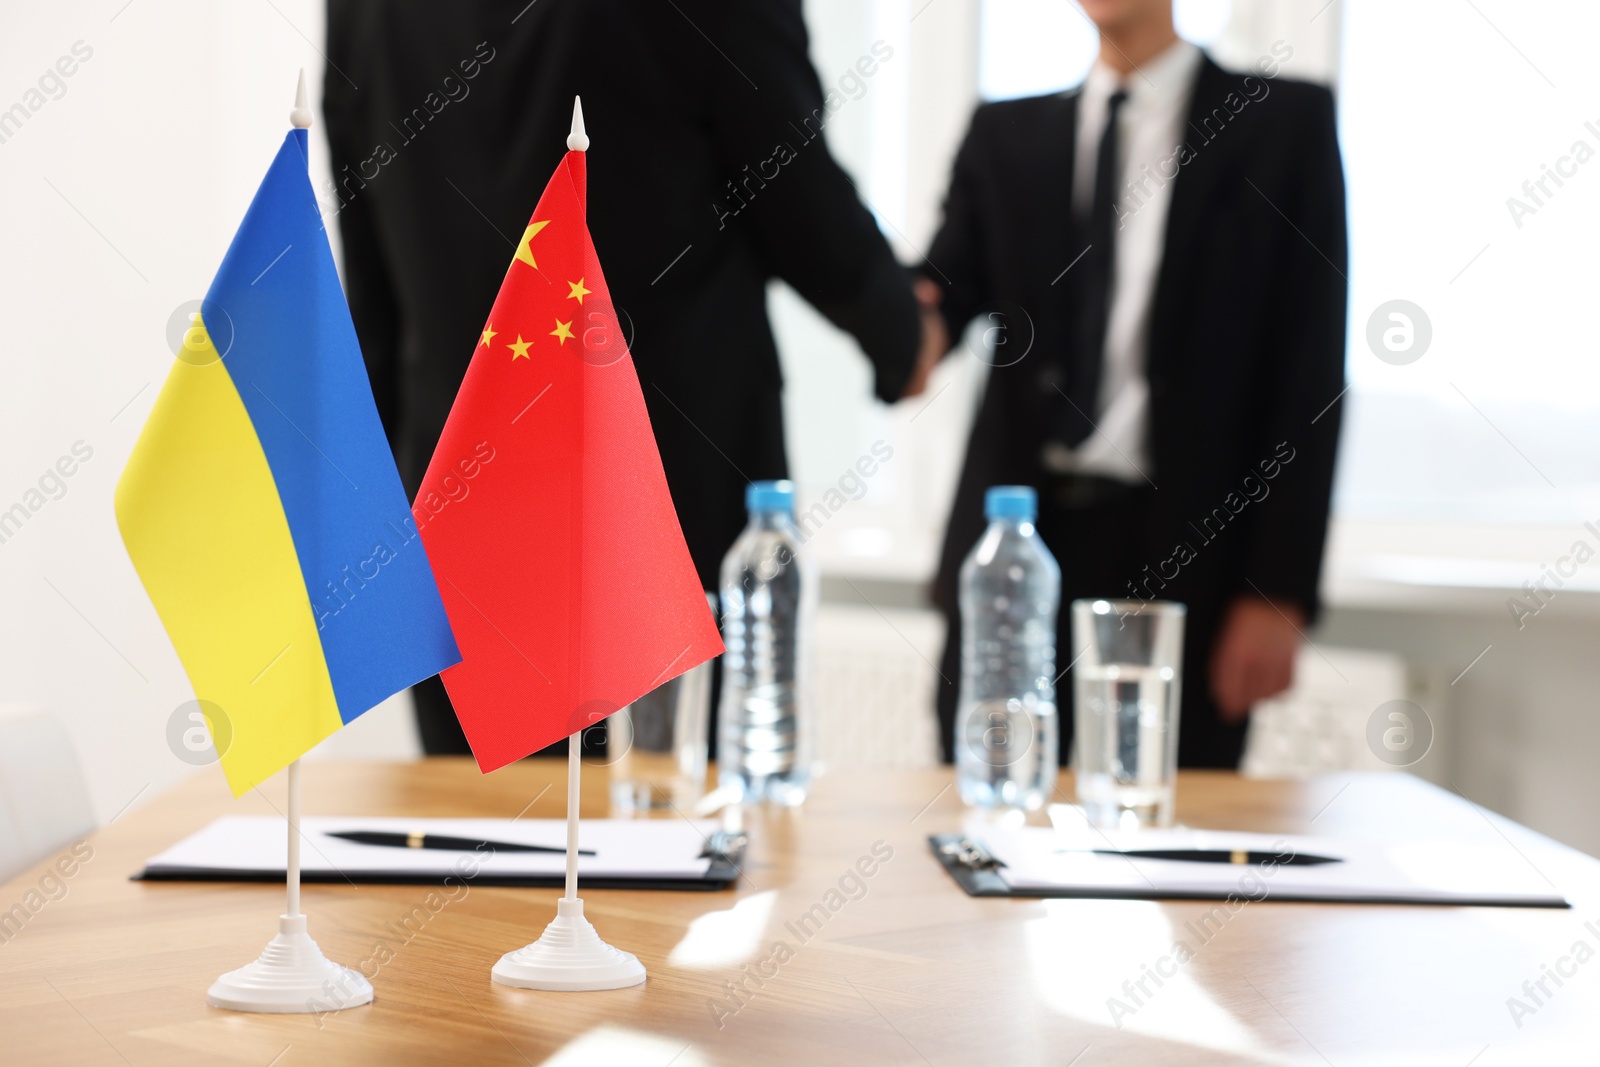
[5,0,1600,874]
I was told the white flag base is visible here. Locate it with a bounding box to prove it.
[491,897,646,991]
[206,914,373,1013]
[494,709,644,991]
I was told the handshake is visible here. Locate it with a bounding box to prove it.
[901,276,950,401]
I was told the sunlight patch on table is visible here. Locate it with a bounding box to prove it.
[669,890,777,968]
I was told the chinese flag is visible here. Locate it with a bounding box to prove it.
[416,122,723,772]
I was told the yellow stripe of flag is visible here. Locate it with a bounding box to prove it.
[115,322,343,795]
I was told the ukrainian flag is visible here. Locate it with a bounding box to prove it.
[116,128,460,795]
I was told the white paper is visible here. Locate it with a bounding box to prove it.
[144,816,715,880]
[981,826,1568,907]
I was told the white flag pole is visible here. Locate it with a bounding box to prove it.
[206,72,374,1015]
[565,736,581,902]
[490,96,645,993]
[286,757,302,919]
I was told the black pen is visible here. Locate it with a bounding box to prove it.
[328,830,595,856]
[1066,848,1340,866]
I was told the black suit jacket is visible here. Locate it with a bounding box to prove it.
[324,0,919,588]
[929,56,1347,625]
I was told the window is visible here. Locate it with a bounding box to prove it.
[978,0,1233,101]
[1336,0,1600,525]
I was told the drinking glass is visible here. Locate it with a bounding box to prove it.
[608,595,716,814]
[1071,599,1185,829]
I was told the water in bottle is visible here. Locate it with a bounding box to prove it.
[956,485,1060,810]
[718,480,815,805]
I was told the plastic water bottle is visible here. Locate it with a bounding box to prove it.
[956,485,1060,810]
[718,480,815,805]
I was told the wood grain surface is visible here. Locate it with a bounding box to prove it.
[2,760,1597,1065]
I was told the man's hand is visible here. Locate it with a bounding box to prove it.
[1208,595,1305,722]
[903,277,948,400]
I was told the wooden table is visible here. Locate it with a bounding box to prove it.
[3,761,1598,1065]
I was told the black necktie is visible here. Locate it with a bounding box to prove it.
[1055,87,1128,448]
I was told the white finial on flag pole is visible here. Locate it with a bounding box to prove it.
[290,69,313,129]
[567,95,589,152]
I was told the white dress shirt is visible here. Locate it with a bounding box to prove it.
[1044,39,1202,485]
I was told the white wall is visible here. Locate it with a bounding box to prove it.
[1315,600,1600,857]
[0,2,333,821]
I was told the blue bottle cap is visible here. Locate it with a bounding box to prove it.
[746,479,795,515]
[984,485,1037,522]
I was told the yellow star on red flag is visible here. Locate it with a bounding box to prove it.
[550,319,574,346]
[507,335,532,360]
[566,279,590,305]
[513,221,550,269]
[480,324,497,347]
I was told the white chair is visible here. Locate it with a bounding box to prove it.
[1240,646,1422,777]
[812,603,943,770]
[0,706,97,882]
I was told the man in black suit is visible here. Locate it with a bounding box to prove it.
[323,0,927,753]
[922,0,1347,768]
